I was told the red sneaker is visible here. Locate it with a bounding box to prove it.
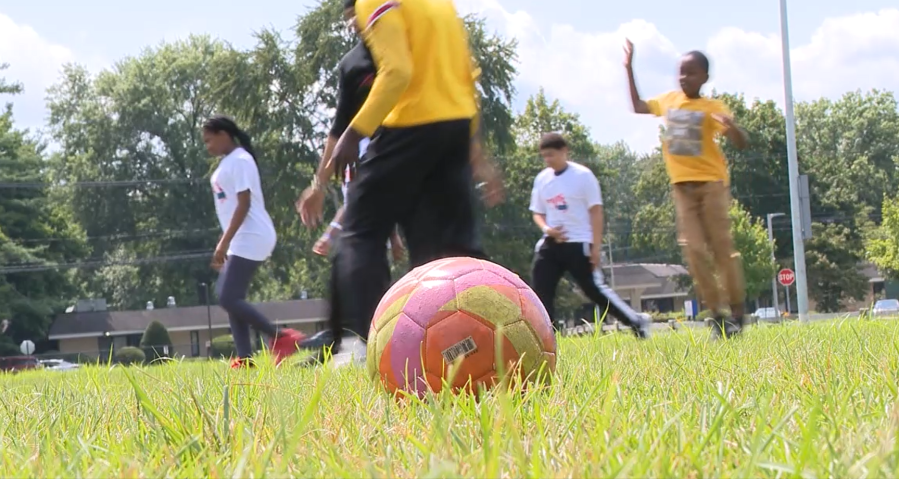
[230,357,255,369]
[270,329,306,365]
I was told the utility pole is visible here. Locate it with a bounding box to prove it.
[767,213,785,313]
[200,282,213,358]
[606,238,615,288]
[778,0,810,321]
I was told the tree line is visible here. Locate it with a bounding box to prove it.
[1,0,898,352]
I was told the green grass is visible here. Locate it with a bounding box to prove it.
[2,320,899,478]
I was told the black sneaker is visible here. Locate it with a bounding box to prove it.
[631,313,653,339]
[710,315,743,341]
[297,343,341,368]
[297,329,335,350]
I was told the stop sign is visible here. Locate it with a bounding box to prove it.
[778,268,795,287]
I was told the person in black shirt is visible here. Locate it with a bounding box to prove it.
[295,6,402,365]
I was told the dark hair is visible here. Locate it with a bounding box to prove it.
[343,0,356,9]
[684,50,710,73]
[203,115,257,162]
[539,132,568,151]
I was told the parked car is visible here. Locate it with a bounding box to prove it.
[872,299,899,316]
[0,356,41,373]
[752,307,783,321]
[39,359,81,371]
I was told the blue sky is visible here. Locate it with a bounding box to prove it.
[1,0,898,153]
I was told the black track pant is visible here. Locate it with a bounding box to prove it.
[330,119,487,342]
[216,255,280,358]
[531,238,642,329]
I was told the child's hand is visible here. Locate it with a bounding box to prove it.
[623,39,635,68]
[712,113,736,130]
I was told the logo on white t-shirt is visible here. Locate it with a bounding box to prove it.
[547,193,568,211]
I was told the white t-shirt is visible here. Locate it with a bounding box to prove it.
[528,161,603,244]
[210,147,277,261]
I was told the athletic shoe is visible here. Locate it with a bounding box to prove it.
[329,336,367,368]
[710,315,743,341]
[230,357,256,369]
[631,313,653,339]
[297,329,335,350]
[269,329,306,365]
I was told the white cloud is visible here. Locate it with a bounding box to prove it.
[0,13,76,133]
[456,2,899,154]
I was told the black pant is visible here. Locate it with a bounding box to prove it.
[331,119,486,341]
[216,255,279,358]
[531,239,641,329]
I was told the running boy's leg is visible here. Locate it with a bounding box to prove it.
[699,181,746,320]
[562,243,651,337]
[531,240,566,329]
[672,183,723,313]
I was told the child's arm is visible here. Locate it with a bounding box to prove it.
[712,112,749,150]
[624,39,651,115]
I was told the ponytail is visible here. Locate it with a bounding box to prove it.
[233,129,257,162]
[203,115,258,163]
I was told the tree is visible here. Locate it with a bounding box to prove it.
[46,38,247,309]
[865,196,899,280]
[140,320,173,361]
[729,201,777,300]
[0,64,85,345]
[805,221,869,312]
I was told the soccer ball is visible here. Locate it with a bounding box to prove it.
[366,257,557,397]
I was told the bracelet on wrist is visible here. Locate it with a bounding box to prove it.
[330,222,343,230]
[311,175,327,192]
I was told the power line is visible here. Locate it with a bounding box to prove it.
[0,251,213,274]
[0,178,205,189]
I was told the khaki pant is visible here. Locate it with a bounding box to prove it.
[672,181,746,316]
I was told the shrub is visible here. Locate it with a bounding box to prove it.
[211,334,237,359]
[114,346,146,366]
[140,320,173,362]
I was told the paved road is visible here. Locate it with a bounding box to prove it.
[560,310,883,337]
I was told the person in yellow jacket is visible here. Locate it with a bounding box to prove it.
[297,0,503,364]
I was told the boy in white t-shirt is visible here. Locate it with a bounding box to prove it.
[203,115,305,368]
[529,133,652,338]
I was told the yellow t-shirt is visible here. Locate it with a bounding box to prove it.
[350,0,479,138]
[647,90,732,184]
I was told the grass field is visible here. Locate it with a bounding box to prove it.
[2,320,899,478]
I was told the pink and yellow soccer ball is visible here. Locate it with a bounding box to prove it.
[366,257,557,397]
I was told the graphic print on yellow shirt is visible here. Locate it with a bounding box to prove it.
[350,0,479,137]
[647,90,731,185]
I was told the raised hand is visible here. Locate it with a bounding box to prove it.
[623,38,635,68]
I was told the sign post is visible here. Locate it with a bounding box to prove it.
[778,269,796,315]
[20,340,35,356]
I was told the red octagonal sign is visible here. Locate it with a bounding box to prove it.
[778,268,795,287]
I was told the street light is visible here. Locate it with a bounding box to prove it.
[778,0,810,322]
[767,212,785,314]
[200,282,213,358]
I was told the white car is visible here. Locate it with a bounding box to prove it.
[872,299,899,316]
[38,359,81,371]
[753,307,782,321]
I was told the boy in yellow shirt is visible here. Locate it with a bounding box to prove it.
[623,39,749,339]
